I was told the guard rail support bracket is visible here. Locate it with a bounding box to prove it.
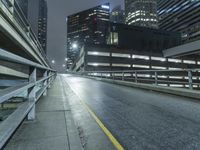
[48,71,51,89]
[135,72,138,83]
[43,71,47,96]
[155,72,158,85]
[27,67,36,120]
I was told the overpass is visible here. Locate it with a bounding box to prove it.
[2,72,200,150]
[1,0,200,149]
[0,0,56,149]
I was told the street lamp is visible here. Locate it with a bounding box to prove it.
[65,58,68,61]
[72,43,78,49]
[51,60,55,64]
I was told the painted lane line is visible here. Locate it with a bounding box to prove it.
[62,76,124,150]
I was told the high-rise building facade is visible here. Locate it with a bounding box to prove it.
[37,0,48,52]
[67,3,110,68]
[110,5,125,24]
[15,0,48,53]
[125,0,158,28]
[158,0,200,43]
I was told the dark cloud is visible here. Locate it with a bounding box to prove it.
[46,0,123,72]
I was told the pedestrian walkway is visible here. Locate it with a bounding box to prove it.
[4,75,115,150]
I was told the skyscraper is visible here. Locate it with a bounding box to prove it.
[110,5,125,24]
[37,0,48,52]
[67,3,110,68]
[125,0,158,28]
[158,0,200,43]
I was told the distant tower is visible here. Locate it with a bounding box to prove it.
[125,0,158,28]
[110,5,125,24]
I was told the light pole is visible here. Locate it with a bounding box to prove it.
[51,60,55,64]
[72,43,78,49]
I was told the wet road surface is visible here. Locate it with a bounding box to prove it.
[64,75,200,150]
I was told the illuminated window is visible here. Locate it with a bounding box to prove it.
[168,58,181,63]
[183,60,196,64]
[112,53,131,58]
[133,64,150,68]
[87,63,110,66]
[132,55,149,60]
[108,32,118,45]
[112,64,131,67]
[151,57,166,62]
[87,51,109,56]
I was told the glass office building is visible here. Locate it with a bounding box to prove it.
[110,5,125,24]
[125,0,158,28]
[67,3,110,68]
[158,0,200,43]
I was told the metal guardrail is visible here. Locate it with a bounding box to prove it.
[0,0,49,67]
[77,69,200,90]
[0,0,56,148]
[0,48,56,149]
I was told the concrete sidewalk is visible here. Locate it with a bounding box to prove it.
[4,76,82,150]
[4,75,115,150]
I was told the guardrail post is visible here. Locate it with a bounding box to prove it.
[188,70,193,90]
[122,72,124,81]
[27,67,36,120]
[43,71,47,96]
[113,73,115,80]
[155,72,158,85]
[135,72,138,83]
[48,71,51,89]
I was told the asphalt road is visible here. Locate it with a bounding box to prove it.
[64,75,200,150]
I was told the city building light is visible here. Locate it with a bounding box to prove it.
[101,5,110,9]
[51,60,55,64]
[72,43,78,49]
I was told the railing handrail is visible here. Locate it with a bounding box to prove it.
[0,0,50,67]
[81,68,200,74]
[0,48,55,71]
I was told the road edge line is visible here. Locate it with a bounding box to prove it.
[63,76,124,150]
[81,101,125,150]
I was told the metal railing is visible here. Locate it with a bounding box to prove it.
[0,48,56,149]
[0,0,49,66]
[78,69,200,90]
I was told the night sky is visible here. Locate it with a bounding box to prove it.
[46,0,124,72]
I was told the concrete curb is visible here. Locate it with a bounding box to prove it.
[85,76,200,100]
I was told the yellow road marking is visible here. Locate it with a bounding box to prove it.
[80,100,125,150]
[63,77,124,150]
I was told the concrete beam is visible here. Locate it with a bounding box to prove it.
[163,40,200,57]
[86,76,200,100]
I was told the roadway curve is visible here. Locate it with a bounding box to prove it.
[64,74,200,150]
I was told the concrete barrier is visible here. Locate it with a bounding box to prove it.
[85,76,200,100]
